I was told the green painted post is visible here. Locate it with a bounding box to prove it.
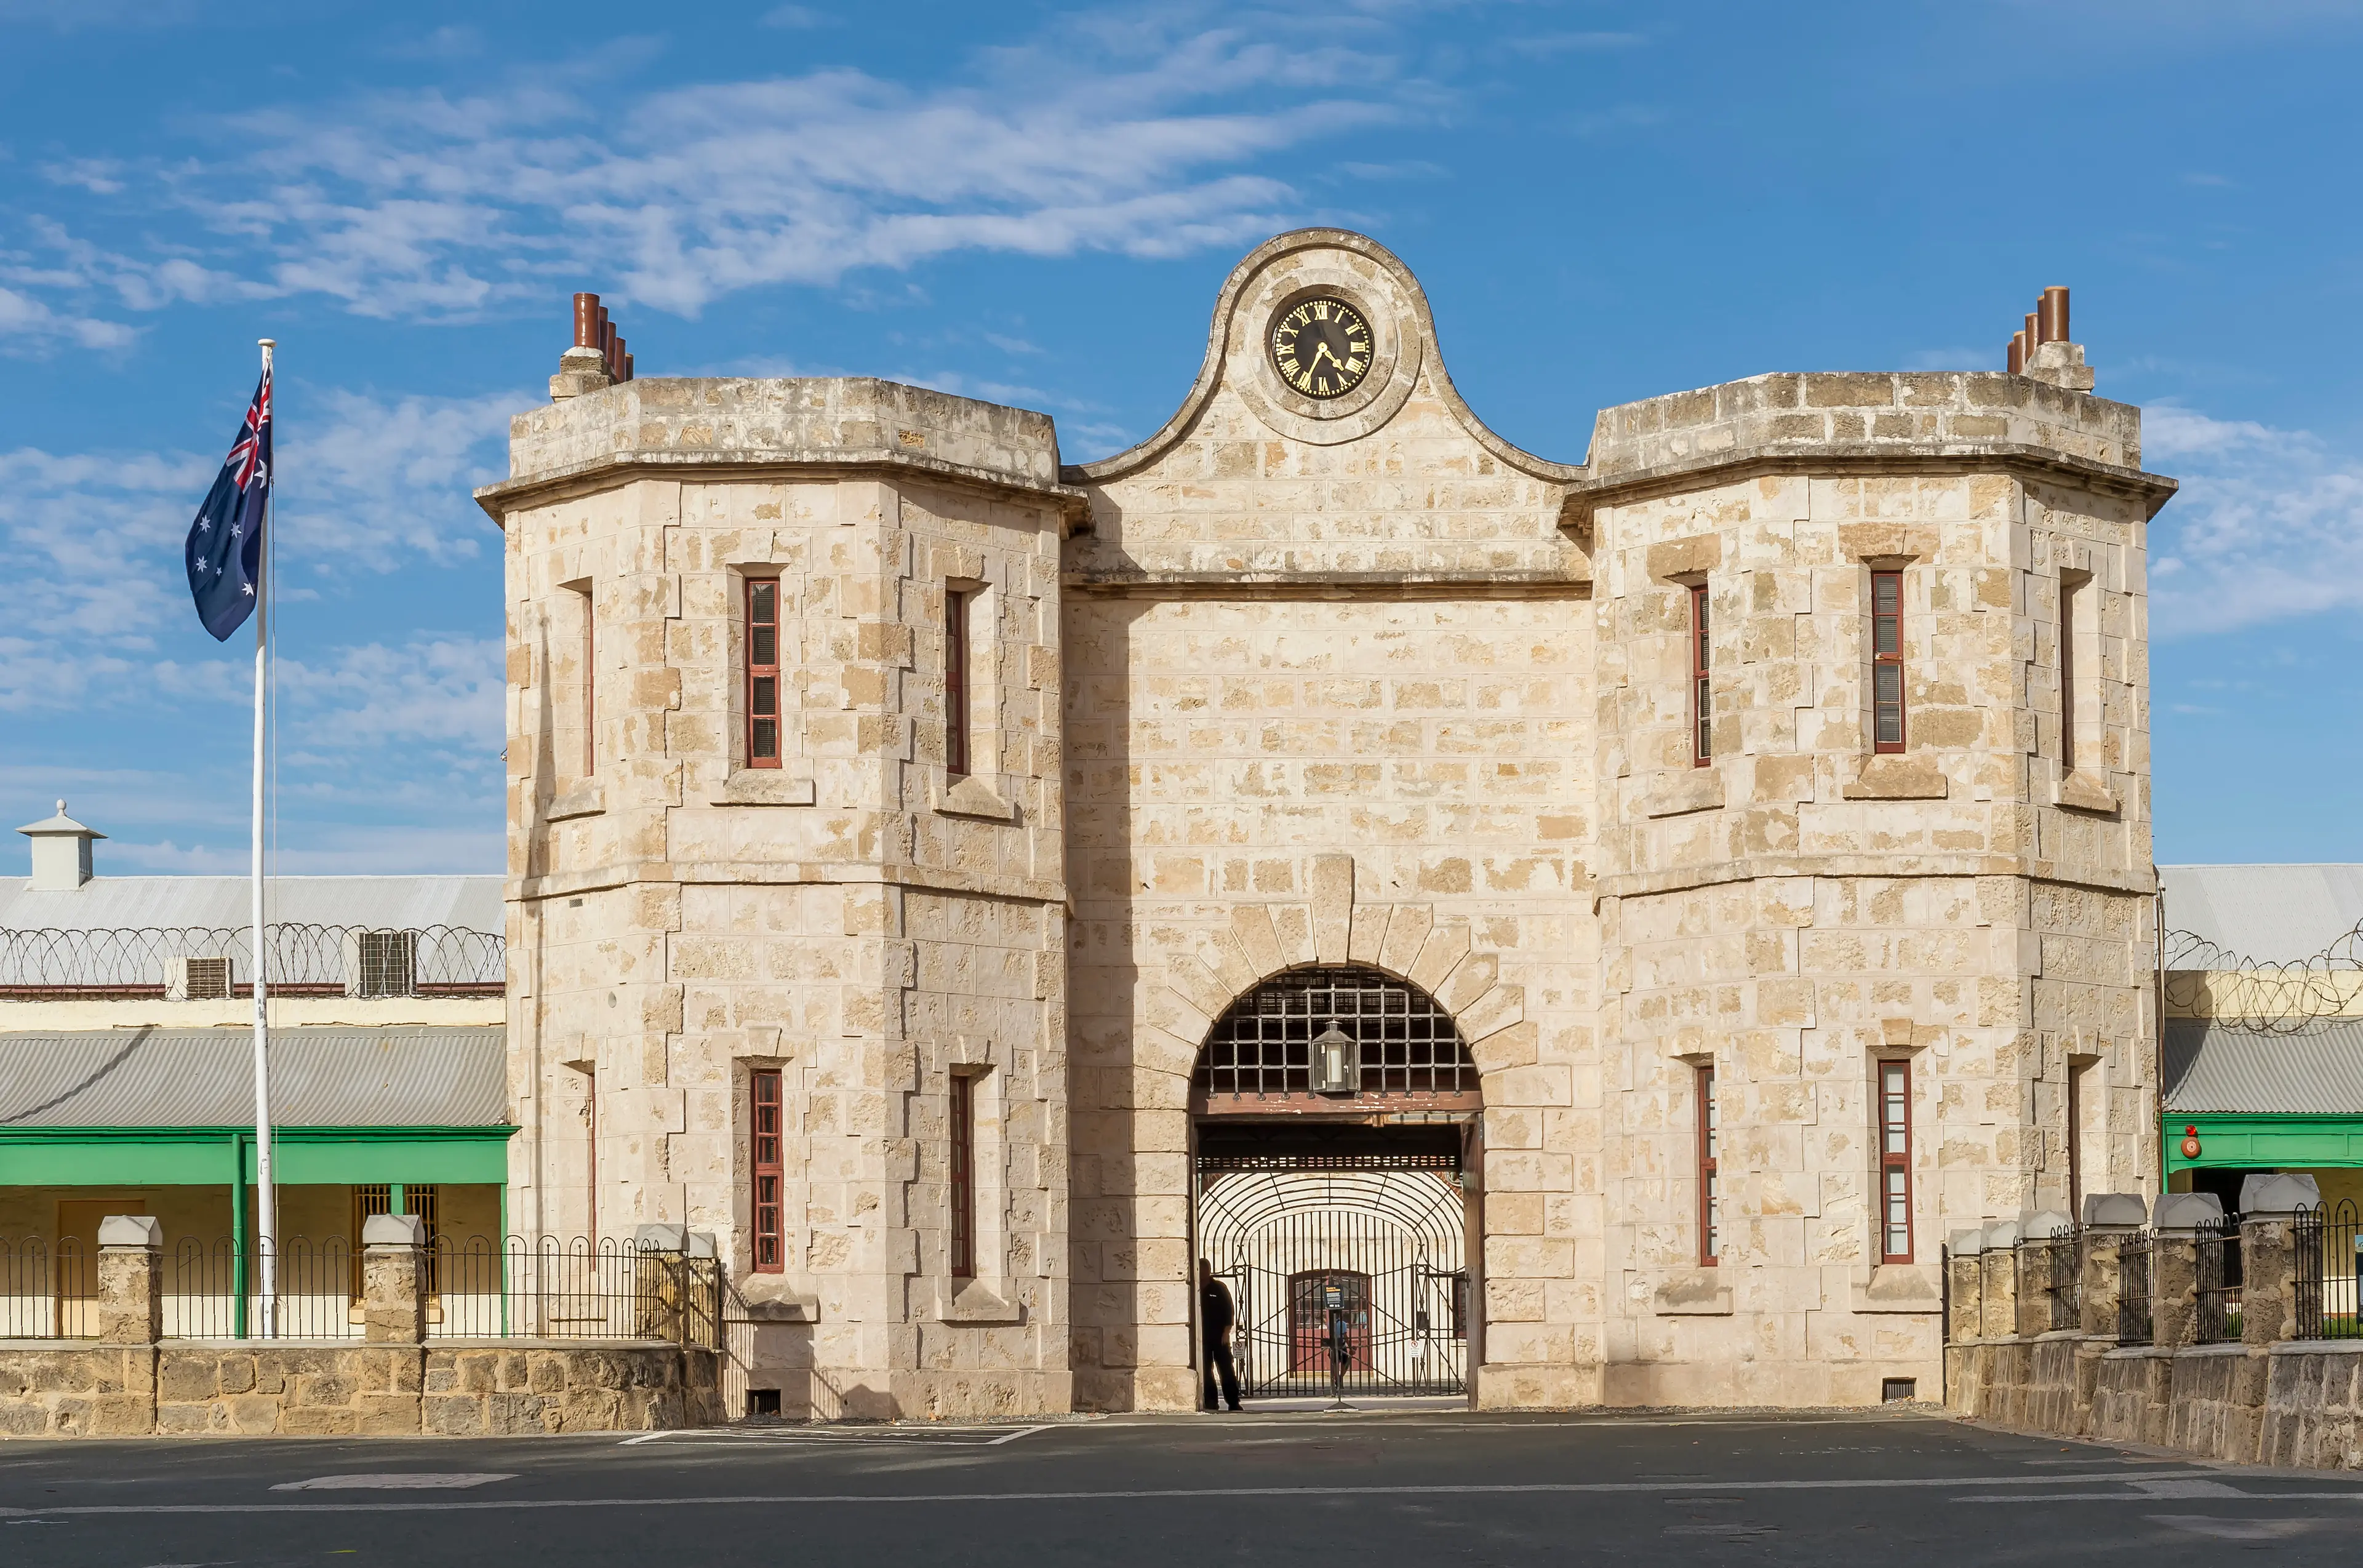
[390,1183,406,1217]
[230,1131,249,1340]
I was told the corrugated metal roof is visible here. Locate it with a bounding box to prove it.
[0,1028,508,1127]
[2161,865,2363,967]
[0,875,501,935]
[2164,1017,2363,1116]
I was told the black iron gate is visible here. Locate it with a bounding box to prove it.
[1199,1151,1469,1398]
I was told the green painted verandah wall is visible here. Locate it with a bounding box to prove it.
[2162,1113,2363,1177]
[0,1126,514,1186]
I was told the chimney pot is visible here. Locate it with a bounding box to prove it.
[2039,286,2069,345]
[573,293,600,350]
[2007,334,2025,374]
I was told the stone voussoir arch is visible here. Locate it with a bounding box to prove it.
[1139,854,1535,1091]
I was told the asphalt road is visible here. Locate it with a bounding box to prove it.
[5,1407,2362,1566]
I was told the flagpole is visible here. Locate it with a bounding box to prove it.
[250,337,277,1338]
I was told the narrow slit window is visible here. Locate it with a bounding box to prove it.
[1871,569,1905,753]
[2059,577,2077,775]
[946,588,972,779]
[745,578,780,769]
[581,588,596,777]
[750,1068,783,1273]
[949,1073,975,1279]
[1879,1059,1913,1264]
[1697,1063,1719,1266]
[1690,582,1712,766]
[2065,1060,2082,1223]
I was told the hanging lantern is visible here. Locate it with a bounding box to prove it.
[1311,1022,1359,1096]
[2180,1124,2202,1161]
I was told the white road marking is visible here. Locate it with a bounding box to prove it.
[270,1474,516,1492]
[620,1423,1052,1449]
[0,1468,2276,1518]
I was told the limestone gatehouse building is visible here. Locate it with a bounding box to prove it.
[474,230,2178,1418]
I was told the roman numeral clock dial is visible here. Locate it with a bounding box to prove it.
[1269,296,1373,399]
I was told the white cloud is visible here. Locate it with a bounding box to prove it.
[0,282,137,352]
[2146,404,2363,635]
[0,384,514,710]
[7,17,1400,330]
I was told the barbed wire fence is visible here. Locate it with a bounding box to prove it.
[2163,921,2363,1034]
[0,923,503,998]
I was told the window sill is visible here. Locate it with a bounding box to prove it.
[714,769,817,807]
[938,1277,1023,1325]
[1851,1263,1942,1314]
[735,1274,820,1323]
[934,774,1017,822]
[2050,770,2120,815]
[1841,754,1948,801]
[546,781,605,822]
[1652,1269,1732,1315]
[1639,765,1722,819]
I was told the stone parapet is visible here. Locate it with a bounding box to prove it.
[0,1342,718,1439]
[1573,370,2172,501]
[481,376,1079,508]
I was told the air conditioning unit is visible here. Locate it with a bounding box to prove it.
[343,929,417,998]
[165,956,233,1001]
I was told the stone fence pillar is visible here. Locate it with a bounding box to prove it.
[2151,1193,2221,1348]
[361,1213,426,1345]
[1946,1230,1984,1341]
[2240,1173,2322,1347]
[1978,1220,2020,1339]
[2018,1210,2074,1337]
[2079,1194,2148,1338]
[96,1215,162,1344]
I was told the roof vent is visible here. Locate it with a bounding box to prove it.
[166,956,234,1001]
[345,929,418,999]
[15,800,104,890]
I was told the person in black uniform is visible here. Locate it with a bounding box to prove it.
[1199,1257,1242,1411]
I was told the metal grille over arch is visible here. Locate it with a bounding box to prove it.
[1191,966,1481,1113]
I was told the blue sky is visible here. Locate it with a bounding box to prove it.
[4,1,2361,874]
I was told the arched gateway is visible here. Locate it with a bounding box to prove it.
[1191,966,1482,1399]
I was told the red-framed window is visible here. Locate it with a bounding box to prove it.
[1879,1059,1913,1264]
[949,1073,975,1278]
[582,588,596,777]
[745,578,780,769]
[945,588,972,778]
[1697,1063,1719,1266]
[2058,577,2077,775]
[1871,569,1905,753]
[1689,583,1711,766]
[750,1068,783,1272]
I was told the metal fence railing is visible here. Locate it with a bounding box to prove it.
[2046,1231,2082,1332]
[1,1236,84,1338]
[2297,1199,2363,1340]
[2117,1229,2154,1346]
[3,1234,719,1346]
[2194,1216,2244,1345]
[0,922,502,999]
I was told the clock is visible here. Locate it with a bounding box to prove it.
[1269,296,1374,400]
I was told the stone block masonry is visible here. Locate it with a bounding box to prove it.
[478,226,2180,1417]
[0,1233,721,1438]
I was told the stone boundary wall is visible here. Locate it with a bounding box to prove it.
[0,1340,719,1439]
[1946,1188,2363,1470]
[0,1225,722,1439]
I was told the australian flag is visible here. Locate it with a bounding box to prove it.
[185,368,273,641]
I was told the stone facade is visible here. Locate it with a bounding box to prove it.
[477,230,2178,1416]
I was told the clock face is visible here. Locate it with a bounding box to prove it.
[1269,296,1374,400]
